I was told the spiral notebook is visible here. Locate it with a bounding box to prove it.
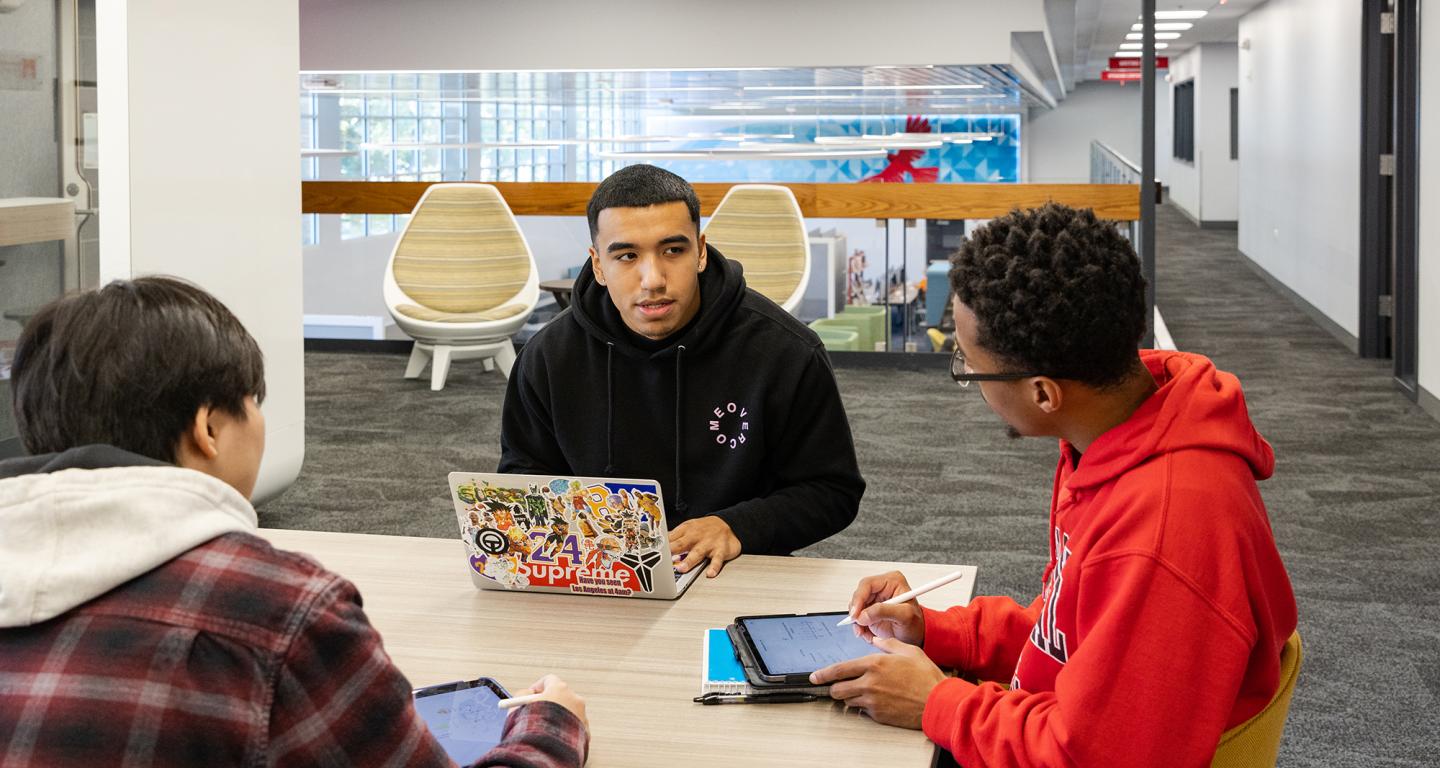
[700,628,751,695]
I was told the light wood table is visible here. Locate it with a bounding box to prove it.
[258,529,976,768]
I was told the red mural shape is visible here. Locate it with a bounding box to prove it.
[860,116,940,184]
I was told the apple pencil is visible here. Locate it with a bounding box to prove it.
[497,692,546,709]
[836,568,968,627]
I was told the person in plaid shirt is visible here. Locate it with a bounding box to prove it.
[0,277,589,767]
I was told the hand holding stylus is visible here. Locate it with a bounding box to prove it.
[836,569,966,644]
[498,674,588,729]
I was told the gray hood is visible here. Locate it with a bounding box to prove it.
[0,452,256,628]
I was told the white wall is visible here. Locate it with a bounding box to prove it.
[1420,2,1440,405]
[1167,43,1240,224]
[300,0,1044,72]
[1235,0,1360,338]
[98,0,304,502]
[1026,80,1171,184]
[1197,46,1239,221]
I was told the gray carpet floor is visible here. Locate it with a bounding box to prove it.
[261,203,1439,766]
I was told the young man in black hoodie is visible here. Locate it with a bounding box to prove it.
[499,165,864,577]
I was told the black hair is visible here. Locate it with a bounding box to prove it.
[11,276,266,463]
[586,164,701,240]
[948,203,1147,388]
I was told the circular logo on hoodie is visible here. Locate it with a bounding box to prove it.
[708,401,750,450]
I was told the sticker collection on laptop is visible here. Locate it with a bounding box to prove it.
[455,476,668,597]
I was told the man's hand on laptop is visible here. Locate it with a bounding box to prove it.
[669,516,741,578]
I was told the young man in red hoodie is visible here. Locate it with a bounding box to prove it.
[811,203,1297,766]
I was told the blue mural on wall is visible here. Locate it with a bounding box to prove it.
[643,114,1020,183]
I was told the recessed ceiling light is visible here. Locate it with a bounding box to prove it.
[1120,42,1169,49]
[1132,22,1194,31]
[1142,10,1206,20]
[1113,52,1144,58]
[1127,32,1182,40]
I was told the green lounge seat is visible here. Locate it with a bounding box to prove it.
[811,326,859,352]
[810,316,873,352]
[839,306,887,351]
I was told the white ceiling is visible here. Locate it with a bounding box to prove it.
[299,2,1270,117]
[1071,0,1269,82]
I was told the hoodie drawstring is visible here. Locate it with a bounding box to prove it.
[673,345,689,516]
[603,342,616,475]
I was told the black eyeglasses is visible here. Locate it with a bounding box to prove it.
[951,348,1043,388]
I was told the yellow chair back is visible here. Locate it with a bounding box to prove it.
[1210,631,1303,768]
[703,185,808,307]
[392,184,531,314]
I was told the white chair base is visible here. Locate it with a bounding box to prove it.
[404,340,517,391]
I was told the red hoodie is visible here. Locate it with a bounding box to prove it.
[920,350,1297,767]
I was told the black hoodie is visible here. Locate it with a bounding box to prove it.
[499,245,864,555]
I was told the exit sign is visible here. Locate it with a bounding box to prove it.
[1109,56,1169,70]
[1102,70,1143,82]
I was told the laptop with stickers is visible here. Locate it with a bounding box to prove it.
[447,472,704,600]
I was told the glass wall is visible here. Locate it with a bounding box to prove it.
[1,0,85,458]
[298,67,1036,352]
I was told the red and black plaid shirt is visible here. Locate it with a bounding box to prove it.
[0,531,588,767]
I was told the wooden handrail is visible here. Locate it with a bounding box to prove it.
[302,181,1141,221]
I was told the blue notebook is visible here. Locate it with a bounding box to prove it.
[701,627,750,694]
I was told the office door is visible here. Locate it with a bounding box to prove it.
[1359,0,1419,398]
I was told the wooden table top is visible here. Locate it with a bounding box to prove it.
[257,528,976,767]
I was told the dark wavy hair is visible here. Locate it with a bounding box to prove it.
[586,164,701,240]
[11,276,266,462]
[948,203,1147,388]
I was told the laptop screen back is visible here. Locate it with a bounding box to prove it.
[453,474,674,597]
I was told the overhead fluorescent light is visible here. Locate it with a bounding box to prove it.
[1120,42,1169,49]
[598,86,733,93]
[1113,51,1143,58]
[808,131,994,150]
[1132,22,1194,31]
[743,84,982,92]
[301,77,341,91]
[736,140,932,151]
[300,66,784,75]
[578,135,692,143]
[596,148,888,160]
[1127,32,1181,40]
[773,94,874,101]
[702,133,797,141]
[361,141,568,150]
[768,94,990,102]
[1155,10,1207,20]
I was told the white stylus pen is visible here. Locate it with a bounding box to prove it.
[497,692,546,709]
[836,568,968,627]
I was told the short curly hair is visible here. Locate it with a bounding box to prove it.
[948,203,1146,388]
